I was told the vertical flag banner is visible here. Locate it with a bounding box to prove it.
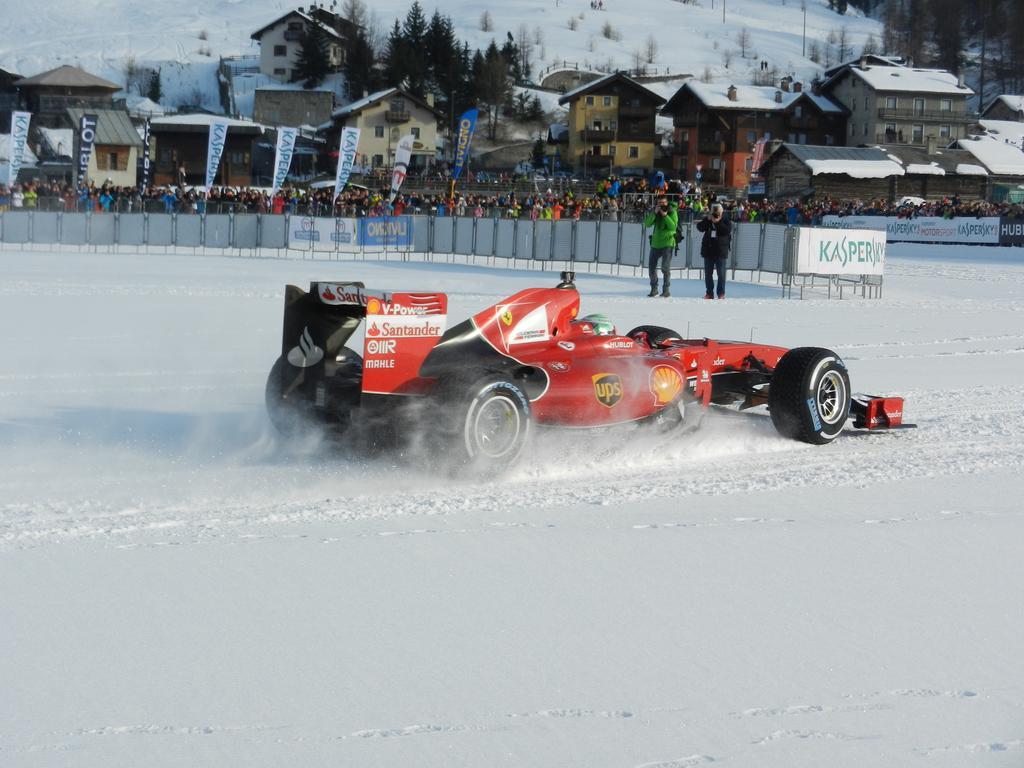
[333,126,360,202]
[451,108,478,181]
[138,118,152,192]
[388,133,414,204]
[77,113,98,184]
[270,126,298,195]
[7,110,31,187]
[750,137,767,176]
[205,118,230,191]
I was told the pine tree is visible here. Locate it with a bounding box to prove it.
[402,1,428,95]
[293,23,330,88]
[383,19,407,88]
[147,68,162,103]
[532,136,546,168]
[343,25,377,99]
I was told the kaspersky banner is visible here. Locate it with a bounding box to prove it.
[77,113,98,183]
[7,110,31,186]
[270,126,298,196]
[388,133,415,204]
[452,108,478,181]
[204,117,230,190]
[794,227,886,276]
[333,126,360,202]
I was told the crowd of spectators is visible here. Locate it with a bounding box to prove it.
[1,177,1023,225]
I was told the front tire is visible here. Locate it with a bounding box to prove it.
[769,347,850,444]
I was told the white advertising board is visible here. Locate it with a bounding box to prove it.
[821,215,1001,245]
[795,227,886,276]
[287,217,360,251]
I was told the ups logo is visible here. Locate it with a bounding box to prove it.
[592,373,623,407]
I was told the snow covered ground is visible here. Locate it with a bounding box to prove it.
[1,243,1023,767]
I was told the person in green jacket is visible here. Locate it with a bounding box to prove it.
[643,198,679,297]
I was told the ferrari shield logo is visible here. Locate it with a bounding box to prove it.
[501,309,513,326]
[592,373,622,408]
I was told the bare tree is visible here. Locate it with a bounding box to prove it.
[645,34,658,64]
[737,27,752,58]
[516,24,534,79]
[341,0,368,28]
[701,64,714,83]
[480,10,493,32]
[601,21,621,41]
[722,48,734,68]
[862,32,880,56]
[808,39,822,64]
[836,26,852,61]
[568,16,578,31]
[632,47,646,71]
[533,26,544,46]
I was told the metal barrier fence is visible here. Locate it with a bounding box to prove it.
[0,211,881,297]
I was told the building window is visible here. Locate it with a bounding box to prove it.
[863,122,868,136]
[885,122,897,137]
[913,98,925,115]
[228,151,248,164]
[603,96,612,106]
[680,129,689,141]
[628,145,639,158]
[608,145,616,156]
[763,131,772,140]
[745,157,753,171]
[940,98,952,111]
[912,124,924,142]
[849,122,855,136]
[825,134,835,145]
[585,96,594,106]
[788,133,796,143]
[591,145,601,156]
[711,157,721,170]
[411,127,420,139]
[372,154,383,166]
[274,45,287,56]
[799,133,807,144]
[273,68,286,77]
[939,124,951,138]
[609,120,617,130]
[287,21,302,31]
[794,105,803,118]
[886,96,897,109]
[374,125,384,138]
[746,130,757,143]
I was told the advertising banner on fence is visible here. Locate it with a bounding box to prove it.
[361,216,413,247]
[333,126,360,202]
[77,113,98,183]
[998,218,1024,246]
[205,118,230,191]
[287,217,360,251]
[7,110,31,186]
[270,127,298,196]
[795,227,886,276]
[822,215,1001,245]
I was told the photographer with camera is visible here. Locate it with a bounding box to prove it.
[696,202,731,299]
[642,197,679,297]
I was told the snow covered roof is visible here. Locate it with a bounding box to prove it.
[982,94,1024,118]
[979,120,1024,149]
[955,163,988,176]
[849,66,973,96]
[777,144,905,177]
[904,163,945,175]
[954,135,1024,175]
[557,72,665,107]
[151,114,268,134]
[37,126,73,157]
[124,95,168,118]
[14,64,120,90]
[667,81,843,115]
[250,10,345,42]
[320,88,439,128]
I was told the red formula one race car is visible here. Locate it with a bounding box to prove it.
[266,272,908,472]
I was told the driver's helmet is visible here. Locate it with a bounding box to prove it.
[581,313,616,336]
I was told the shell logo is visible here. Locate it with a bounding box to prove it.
[650,365,683,405]
[366,297,382,315]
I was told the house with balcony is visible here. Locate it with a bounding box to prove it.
[820,59,974,147]
[556,72,666,176]
[13,65,122,129]
[250,7,357,84]
[149,115,270,188]
[317,88,440,170]
[660,79,846,188]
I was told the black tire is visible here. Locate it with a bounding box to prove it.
[768,347,851,444]
[436,375,532,475]
[264,349,362,437]
[627,324,683,348]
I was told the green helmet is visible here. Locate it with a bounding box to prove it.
[582,313,616,336]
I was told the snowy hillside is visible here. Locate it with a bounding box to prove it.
[0,0,882,112]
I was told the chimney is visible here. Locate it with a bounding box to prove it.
[727,85,737,102]
[793,81,802,93]
[781,78,790,92]
[811,79,822,96]
[926,134,938,155]
[859,55,867,69]
[957,72,965,89]
[425,93,435,107]
[774,90,783,103]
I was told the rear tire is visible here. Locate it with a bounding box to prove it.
[769,347,850,444]
[436,375,532,475]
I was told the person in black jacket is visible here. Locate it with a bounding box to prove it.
[695,202,732,299]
